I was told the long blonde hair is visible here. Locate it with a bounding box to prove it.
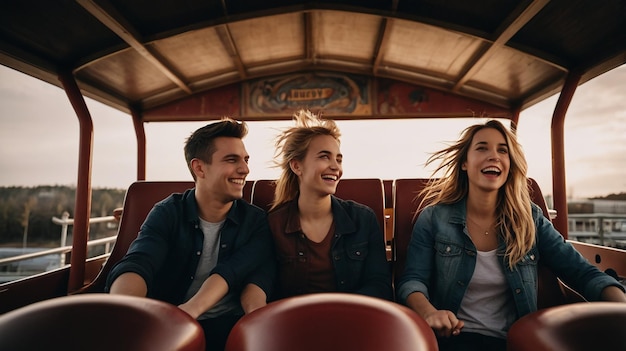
[420,120,535,268]
[271,109,341,210]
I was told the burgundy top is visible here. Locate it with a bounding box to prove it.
[268,200,336,298]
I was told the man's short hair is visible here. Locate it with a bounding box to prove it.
[184,118,248,177]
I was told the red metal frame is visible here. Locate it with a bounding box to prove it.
[58,71,93,293]
[551,71,582,238]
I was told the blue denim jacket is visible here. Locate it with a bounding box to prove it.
[397,200,624,318]
[268,196,393,301]
[105,188,275,307]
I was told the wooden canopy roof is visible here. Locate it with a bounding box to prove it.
[1,0,625,121]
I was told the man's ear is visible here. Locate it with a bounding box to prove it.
[190,158,205,179]
[289,159,302,176]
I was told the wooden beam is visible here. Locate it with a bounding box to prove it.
[305,12,315,62]
[215,24,247,79]
[372,18,391,75]
[76,0,192,94]
[453,0,550,92]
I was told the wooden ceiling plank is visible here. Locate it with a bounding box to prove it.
[453,0,550,92]
[76,0,192,94]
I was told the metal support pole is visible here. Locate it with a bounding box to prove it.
[551,71,581,238]
[58,70,93,293]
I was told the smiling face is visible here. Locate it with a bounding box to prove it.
[462,127,510,194]
[290,134,343,197]
[194,136,250,204]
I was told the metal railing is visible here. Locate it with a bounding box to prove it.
[0,213,118,270]
[3,211,626,275]
[0,236,117,267]
[51,211,116,248]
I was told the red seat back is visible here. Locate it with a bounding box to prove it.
[528,177,551,221]
[391,178,430,290]
[79,181,194,293]
[336,178,386,229]
[0,294,205,351]
[250,179,276,211]
[527,178,586,307]
[507,302,626,351]
[242,180,254,203]
[225,293,438,351]
[251,178,386,230]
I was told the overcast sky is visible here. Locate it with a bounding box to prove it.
[1,64,624,199]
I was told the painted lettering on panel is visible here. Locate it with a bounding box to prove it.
[245,72,370,116]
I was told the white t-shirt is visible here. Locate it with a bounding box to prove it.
[457,249,517,338]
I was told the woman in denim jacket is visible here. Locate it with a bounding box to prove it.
[265,109,392,302]
[397,120,625,351]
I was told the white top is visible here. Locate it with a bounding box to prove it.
[457,249,517,338]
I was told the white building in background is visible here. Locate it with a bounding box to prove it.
[567,199,626,248]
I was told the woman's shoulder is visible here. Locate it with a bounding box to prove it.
[414,202,463,226]
[267,200,292,217]
[422,201,457,214]
[331,195,376,215]
[529,202,546,218]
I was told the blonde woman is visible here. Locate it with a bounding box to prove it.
[397,120,625,351]
[267,109,392,301]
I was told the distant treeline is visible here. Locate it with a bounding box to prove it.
[590,193,626,201]
[1,185,624,247]
[0,186,126,246]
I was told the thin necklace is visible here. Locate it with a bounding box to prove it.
[467,216,492,235]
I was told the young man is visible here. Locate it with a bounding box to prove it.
[106,118,274,351]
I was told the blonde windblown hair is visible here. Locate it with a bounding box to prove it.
[271,109,341,211]
[419,120,535,268]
